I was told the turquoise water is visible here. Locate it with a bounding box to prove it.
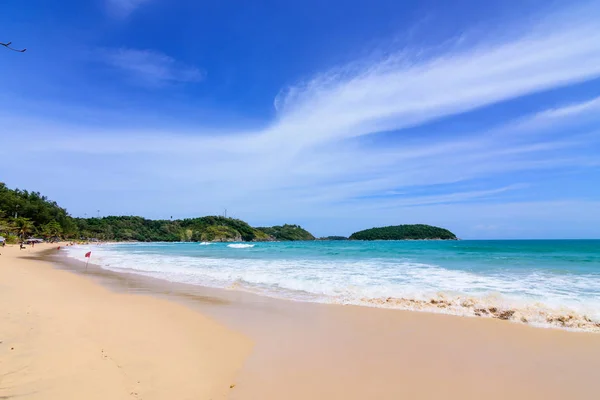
[67,240,600,331]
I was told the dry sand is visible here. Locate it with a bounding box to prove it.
[2,243,600,400]
[0,243,252,400]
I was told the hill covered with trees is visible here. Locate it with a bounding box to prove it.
[349,224,457,241]
[256,224,316,241]
[0,183,313,243]
[0,183,78,243]
[73,215,275,242]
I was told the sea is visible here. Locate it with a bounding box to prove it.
[65,240,600,332]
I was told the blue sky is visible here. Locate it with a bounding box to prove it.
[1,0,600,239]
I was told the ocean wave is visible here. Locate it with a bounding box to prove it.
[346,295,600,332]
[199,242,212,246]
[227,243,255,249]
[62,243,600,332]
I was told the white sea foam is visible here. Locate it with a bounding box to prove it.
[227,243,255,248]
[199,242,212,245]
[63,244,600,332]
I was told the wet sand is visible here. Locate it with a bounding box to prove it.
[3,244,600,399]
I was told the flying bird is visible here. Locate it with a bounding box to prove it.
[1,41,27,53]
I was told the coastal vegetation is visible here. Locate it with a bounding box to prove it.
[349,224,457,240]
[1,183,456,243]
[0,183,312,242]
[0,183,78,243]
[256,224,316,241]
[73,215,275,242]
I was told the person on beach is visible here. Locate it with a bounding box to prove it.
[20,242,26,250]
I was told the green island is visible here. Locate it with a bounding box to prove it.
[317,236,349,241]
[349,224,457,240]
[0,183,314,243]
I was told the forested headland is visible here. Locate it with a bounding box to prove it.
[256,225,315,241]
[0,183,314,243]
[1,183,458,243]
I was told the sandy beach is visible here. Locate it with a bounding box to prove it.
[0,243,252,400]
[4,1,600,399]
[2,243,600,399]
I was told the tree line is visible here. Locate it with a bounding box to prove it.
[0,183,78,243]
[0,183,315,243]
[256,224,316,241]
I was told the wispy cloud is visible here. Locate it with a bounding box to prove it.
[100,48,204,86]
[106,0,152,18]
[322,184,531,210]
[267,15,600,148]
[8,94,599,211]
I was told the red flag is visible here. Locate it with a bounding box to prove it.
[85,251,92,258]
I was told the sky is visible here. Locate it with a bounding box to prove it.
[1,0,600,239]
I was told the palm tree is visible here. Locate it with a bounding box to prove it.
[42,221,62,239]
[13,217,34,240]
[0,218,15,235]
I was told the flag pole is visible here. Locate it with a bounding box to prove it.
[84,251,92,272]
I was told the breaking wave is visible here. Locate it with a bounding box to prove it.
[64,241,600,332]
[350,295,600,332]
[227,243,255,249]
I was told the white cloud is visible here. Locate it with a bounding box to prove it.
[106,0,152,18]
[100,48,204,86]
[5,95,599,214]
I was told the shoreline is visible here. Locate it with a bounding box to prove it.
[3,243,600,399]
[53,246,600,399]
[64,242,600,333]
